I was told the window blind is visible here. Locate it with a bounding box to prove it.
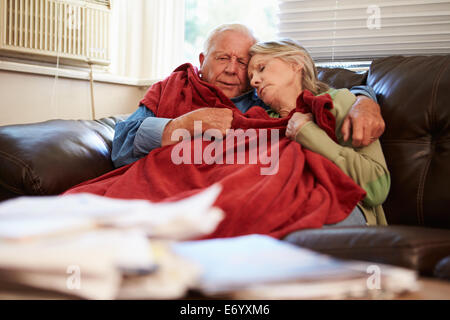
[85,0,110,8]
[277,0,450,62]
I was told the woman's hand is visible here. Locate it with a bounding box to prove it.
[286,112,313,140]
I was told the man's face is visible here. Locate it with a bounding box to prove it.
[199,30,255,99]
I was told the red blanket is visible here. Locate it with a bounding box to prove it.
[64,64,365,239]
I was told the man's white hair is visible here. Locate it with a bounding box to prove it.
[203,23,258,55]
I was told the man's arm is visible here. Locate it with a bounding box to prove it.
[112,106,233,167]
[161,108,233,147]
[350,85,377,102]
[343,85,385,147]
[111,105,171,168]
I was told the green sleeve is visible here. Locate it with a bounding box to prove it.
[294,89,390,207]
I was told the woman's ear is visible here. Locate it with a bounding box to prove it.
[292,63,304,73]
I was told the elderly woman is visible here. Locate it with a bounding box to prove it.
[248,39,390,227]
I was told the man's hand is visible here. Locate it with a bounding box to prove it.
[286,112,313,140]
[341,95,385,147]
[161,108,233,146]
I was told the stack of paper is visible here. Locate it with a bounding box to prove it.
[0,184,224,241]
[0,185,223,299]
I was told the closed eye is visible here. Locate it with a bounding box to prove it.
[217,55,231,61]
[238,59,248,66]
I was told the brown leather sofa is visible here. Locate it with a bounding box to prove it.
[1,55,449,280]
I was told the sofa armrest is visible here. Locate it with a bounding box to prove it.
[0,115,128,201]
[284,225,450,276]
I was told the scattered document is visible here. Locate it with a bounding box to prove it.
[117,241,201,300]
[171,234,419,299]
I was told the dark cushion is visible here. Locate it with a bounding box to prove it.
[367,55,450,229]
[284,225,450,276]
[434,256,450,281]
[317,67,367,89]
[0,115,127,200]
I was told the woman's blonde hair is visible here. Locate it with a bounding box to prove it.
[249,39,329,96]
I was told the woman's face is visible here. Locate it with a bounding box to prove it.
[248,54,303,112]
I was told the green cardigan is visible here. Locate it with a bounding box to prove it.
[270,88,390,226]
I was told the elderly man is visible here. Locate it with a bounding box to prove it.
[112,23,384,168]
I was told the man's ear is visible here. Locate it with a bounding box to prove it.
[199,53,205,68]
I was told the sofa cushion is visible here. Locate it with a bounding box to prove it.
[367,55,450,229]
[0,115,127,200]
[284,225,450,276]
[434,256,450,281]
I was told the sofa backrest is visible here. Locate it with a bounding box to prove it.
[367,55,450,229]
[318,56,450,229]
[317,66,367,90]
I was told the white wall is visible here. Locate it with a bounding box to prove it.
[0,70,148,126]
